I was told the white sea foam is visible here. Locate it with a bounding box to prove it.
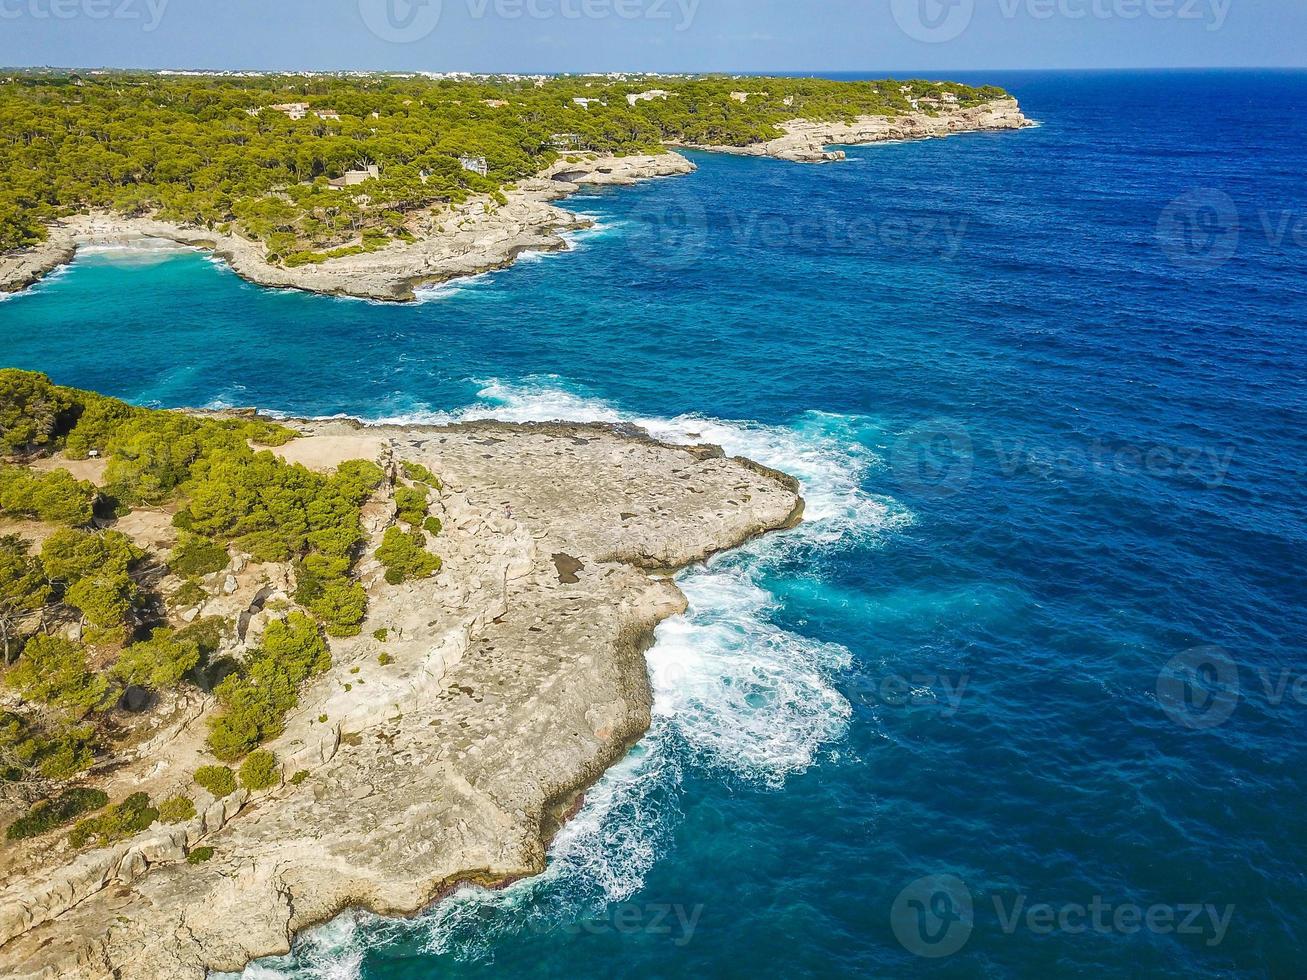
[407,217,613,302]
[201,384,251,411]
[0,261,71,302]
[384,378,909,549]
[651,564,852,784]
[411,272,492,303]
[222,916,365,980]
[561,213,617,248]
[76,239,200,272]
[230,377,905,978]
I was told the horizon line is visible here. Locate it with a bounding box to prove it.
[5,64,1307,75]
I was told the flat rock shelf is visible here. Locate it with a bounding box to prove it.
[0,417,803,980]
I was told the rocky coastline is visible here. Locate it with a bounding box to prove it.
[0,97,1031,303]
[682,96,1034,162]
[0,152,695,304]
[0,417,803,980]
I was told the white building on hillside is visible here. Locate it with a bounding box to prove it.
[459,155,489,177]
[327,165,380,188]
[268,102,309,120]
[626,89,669,107]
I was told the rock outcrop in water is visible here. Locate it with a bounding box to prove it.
[0,417,802,980]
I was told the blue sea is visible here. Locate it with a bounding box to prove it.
[2,70,1304,977]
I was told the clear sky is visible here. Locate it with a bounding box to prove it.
[0,0,1302,72]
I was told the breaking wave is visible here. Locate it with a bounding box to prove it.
[224,377,907,978]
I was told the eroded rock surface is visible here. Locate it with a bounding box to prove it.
[686,97,1034,161]
[0,418,802,980]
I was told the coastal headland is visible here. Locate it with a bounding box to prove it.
[0,408,802,980]
[0,153,696,303]
[0,73,1031,978]
[0,71,1032,302]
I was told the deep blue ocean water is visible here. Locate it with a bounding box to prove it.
[2,70,1305,977]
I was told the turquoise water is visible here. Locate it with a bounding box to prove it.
[2,70,1305,977]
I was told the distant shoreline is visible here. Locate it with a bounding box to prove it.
[0,97,1031,304]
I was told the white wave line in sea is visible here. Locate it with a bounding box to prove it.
[230,377,907,978]
[411,272,493,303]
[0,262,71,302]
[75,237,197,257]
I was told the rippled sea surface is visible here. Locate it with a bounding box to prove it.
[2,70,1305,978]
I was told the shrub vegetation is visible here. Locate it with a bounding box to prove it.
[0,466,97,525]
[207,614,330,761]
[0,372,446,802]
[193,765,237,798]
[4,636,112,719]
[113,628,201,690]
[158,795,197,823]
[393,484,429,526]
[68,791,157,848]
[238,749,280,791]
[0,535,48,665]
[376,527,442,585]
[168,535,230,577]
[5,787,108,840]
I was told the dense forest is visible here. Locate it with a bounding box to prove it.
[0,370,443,837]
[0,71,1007,262]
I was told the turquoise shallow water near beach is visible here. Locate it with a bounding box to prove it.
[3,70,1305,977]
